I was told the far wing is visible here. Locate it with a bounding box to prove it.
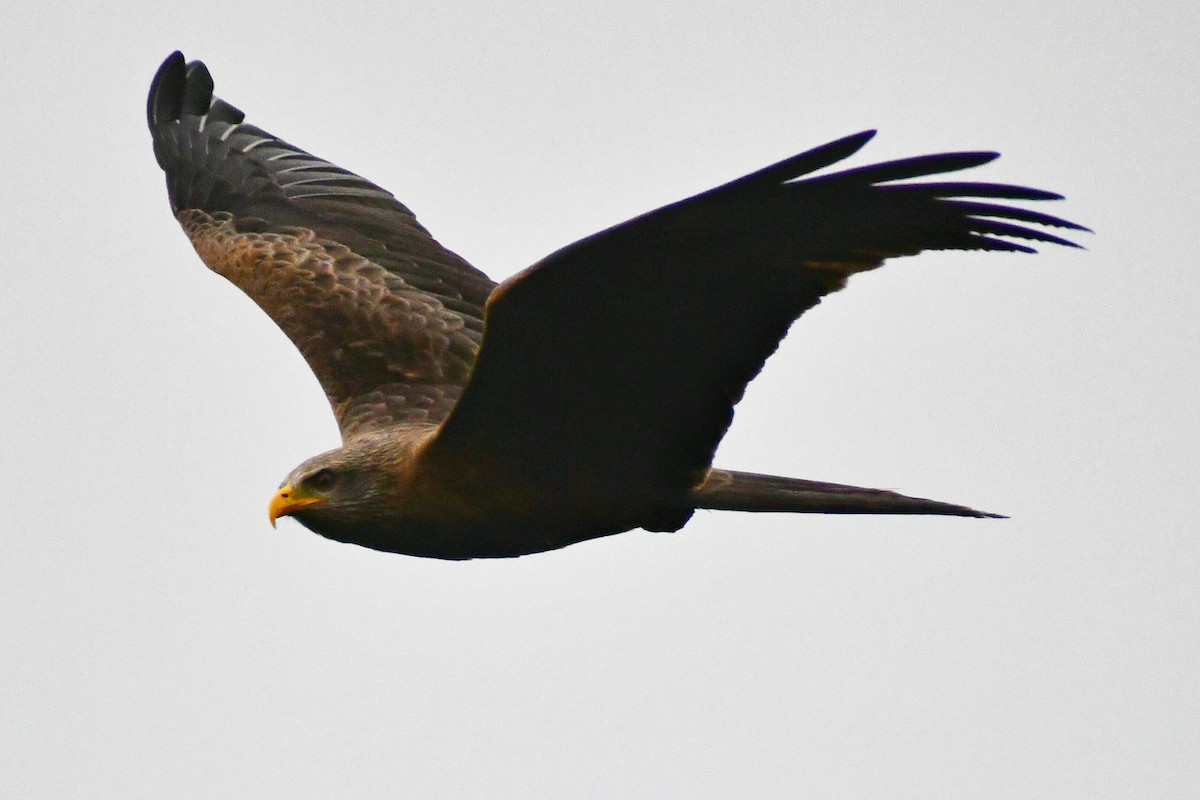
[148,52,497,438]
[429,131,1085,511]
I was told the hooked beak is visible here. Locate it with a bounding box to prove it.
[268,485,328,527]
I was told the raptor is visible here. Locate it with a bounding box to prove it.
[148,52,1084,559]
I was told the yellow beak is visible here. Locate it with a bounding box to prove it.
[268,485,328,527]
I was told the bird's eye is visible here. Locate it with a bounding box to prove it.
[307,468,338,491]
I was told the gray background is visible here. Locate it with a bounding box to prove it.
[3,1,1196,797]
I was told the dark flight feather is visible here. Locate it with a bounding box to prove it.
[428,124,1086,515]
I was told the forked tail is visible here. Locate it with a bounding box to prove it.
[692,469,1003,518]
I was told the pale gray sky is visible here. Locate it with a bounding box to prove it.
[2,1,1197,797]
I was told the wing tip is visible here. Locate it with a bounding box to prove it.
[843,128,878,149]
[181,59,215,117]
[147,50,187,129]
[712,129,879,195]
[148,51,226,130]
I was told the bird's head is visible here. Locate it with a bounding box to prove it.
[268,433,421,540]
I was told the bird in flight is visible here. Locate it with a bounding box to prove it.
[147,51,1084,559]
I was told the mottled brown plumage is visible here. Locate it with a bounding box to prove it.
[148,52,1085,559]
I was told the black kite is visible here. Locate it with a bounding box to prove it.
[148,52,1084,559]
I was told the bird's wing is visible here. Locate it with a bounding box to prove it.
[427,131,1085,509]
[147,52,497,438]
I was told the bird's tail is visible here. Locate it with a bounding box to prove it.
[691,469,1003,518]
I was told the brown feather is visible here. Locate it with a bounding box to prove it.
[149,53,493,438]
[179,209,479,435]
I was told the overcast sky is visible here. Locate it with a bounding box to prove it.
[2,1,1197,797]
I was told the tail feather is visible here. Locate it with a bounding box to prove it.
[692,469,1004,519]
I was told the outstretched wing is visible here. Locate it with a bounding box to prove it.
[428,131,1085,512]
[147,52,497,438]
